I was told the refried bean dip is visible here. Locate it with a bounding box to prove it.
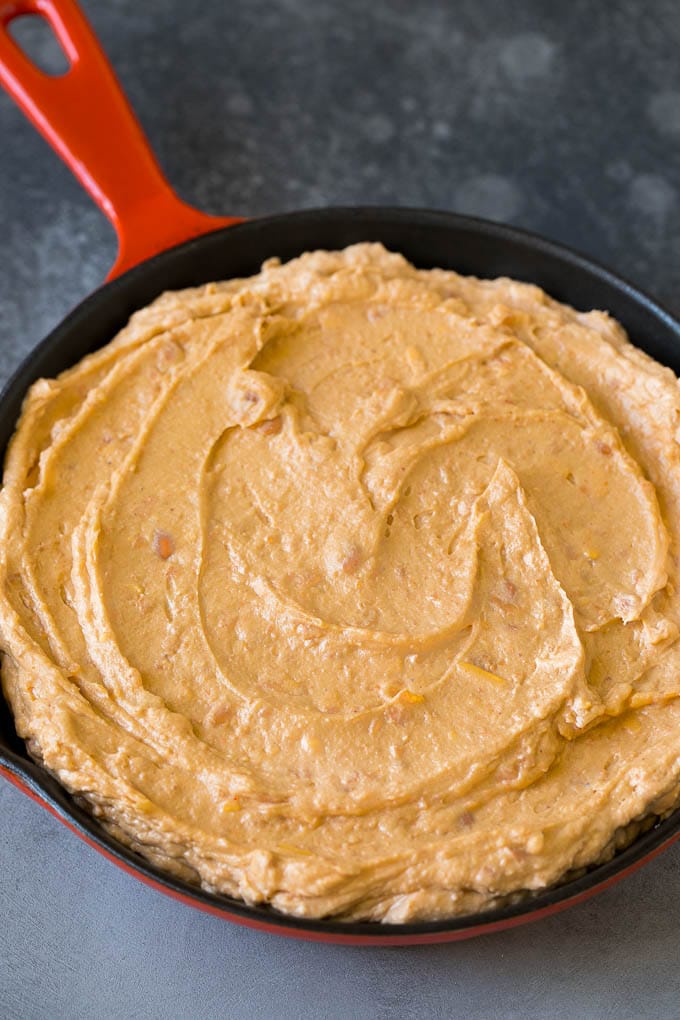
[2,243,680,922]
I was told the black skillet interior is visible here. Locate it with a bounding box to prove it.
[2,206,680,938]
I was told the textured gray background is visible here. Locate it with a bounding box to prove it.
[1,1,680,1017]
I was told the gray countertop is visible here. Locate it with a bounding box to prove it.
[1,1,680,1017]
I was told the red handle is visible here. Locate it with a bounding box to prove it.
[0,0,240,279]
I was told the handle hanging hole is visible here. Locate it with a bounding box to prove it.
[9,14,71,77]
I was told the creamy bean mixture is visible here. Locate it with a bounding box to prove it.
[2,244,680,922]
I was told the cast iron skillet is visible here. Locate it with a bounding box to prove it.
[1,0,680,946]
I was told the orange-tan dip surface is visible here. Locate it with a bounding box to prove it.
[2,243,680,923]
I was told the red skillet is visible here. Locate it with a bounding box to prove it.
[1,0,680,945]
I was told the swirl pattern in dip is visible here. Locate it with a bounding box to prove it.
[2,243,680,923]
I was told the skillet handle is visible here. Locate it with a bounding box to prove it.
[0,0,240,280]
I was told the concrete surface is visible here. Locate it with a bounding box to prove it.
[1,1,680,1017]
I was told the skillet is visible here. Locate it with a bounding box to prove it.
[1,0,680,945]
